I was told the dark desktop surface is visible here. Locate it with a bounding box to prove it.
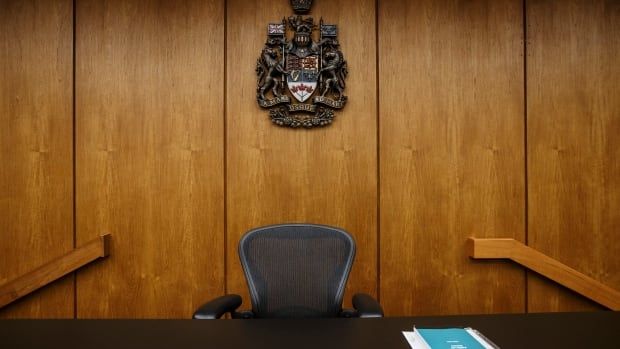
[2,311,618,348]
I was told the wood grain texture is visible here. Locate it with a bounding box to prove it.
[76,0,225,318]
[469,238,620,310]
[379,0,526,316]
[226,0,377,308]
[0,0,73,318]
[527,0,620,312]
[0,234,110,309]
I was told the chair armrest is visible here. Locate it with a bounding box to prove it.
[193,294,242,319]
[352,293,384,318]
[339,308,358,318]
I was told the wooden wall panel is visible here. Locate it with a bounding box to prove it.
[527,0,620,312]
[0,0,73,318]
[3,0,616,318]
[76,0,225,318]
[226,0,377,307]
[379,0,526,316]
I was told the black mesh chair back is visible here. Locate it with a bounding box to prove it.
[238,224,355,318]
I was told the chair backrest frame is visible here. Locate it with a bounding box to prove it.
[238,223,356,318]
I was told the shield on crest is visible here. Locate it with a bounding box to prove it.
[286,54,319,103]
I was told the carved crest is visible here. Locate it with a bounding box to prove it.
[256,1,347,128]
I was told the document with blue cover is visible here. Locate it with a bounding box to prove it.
[402,327,499,349]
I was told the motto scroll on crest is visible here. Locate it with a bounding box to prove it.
[256,0,347,128]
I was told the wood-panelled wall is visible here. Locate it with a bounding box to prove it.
[526,0,620,312]
[379,0,526,316]
[1,0,618,318]
[75,0,225,318]
[0,0,74,318]
[226,0,377,309]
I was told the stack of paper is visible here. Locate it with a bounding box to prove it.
[402,327,499,349]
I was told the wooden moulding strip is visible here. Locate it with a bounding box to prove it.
[0,234,111,309]
[468,237,620,311]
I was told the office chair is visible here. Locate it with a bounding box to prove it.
[193,223,383,319]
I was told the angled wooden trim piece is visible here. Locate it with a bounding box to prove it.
[468,237,620,311]
[0,234,111,309]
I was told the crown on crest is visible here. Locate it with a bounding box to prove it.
[290,0,313,14]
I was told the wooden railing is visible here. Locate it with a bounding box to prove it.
[0,234,110,309]
[468,238,620,311]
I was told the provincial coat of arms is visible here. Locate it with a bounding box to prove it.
[256,0,347,128]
